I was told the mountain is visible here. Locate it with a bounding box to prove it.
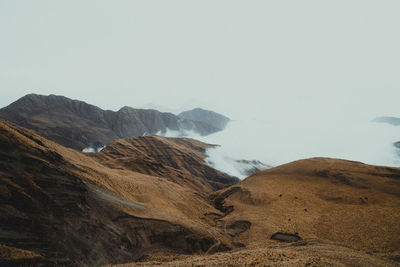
[0,119,234,266]
[90,135,239,193]
[0,94,226,150]
[112,158,400,266]
[373,116,400,126]
[210,158,400,256]
[178,108,230,131]
[2,118,400,266]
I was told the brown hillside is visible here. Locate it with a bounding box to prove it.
[2,118,400,266]
[112,158,400,266]
[112,241,398,266]
[90,136,238,193]
[0,119,232,266]
[211,157,400,255]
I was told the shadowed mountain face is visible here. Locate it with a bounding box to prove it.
[0,94,225,150]
[0,119,234,266]
[178,108,230,131]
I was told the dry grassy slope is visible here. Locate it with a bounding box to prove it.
[0,119,232,266]
[91,136,238,194]
[112,241,399,267]
[213,157,400,255]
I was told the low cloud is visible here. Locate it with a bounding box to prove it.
[82,145,106,153]
[155,115,400,179]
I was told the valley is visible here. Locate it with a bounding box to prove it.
[0,95,399,266]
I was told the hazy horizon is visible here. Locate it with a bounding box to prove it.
[1,1,399,175]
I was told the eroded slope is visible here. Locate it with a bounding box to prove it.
[91,136,238,193]
[0,119,232,266]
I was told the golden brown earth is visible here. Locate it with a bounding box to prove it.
[90,136,238,193]
[111,241,398,266]
[111,158,400,266]
[0,119,233,266]
[1,118,400,266]
[211,158,400,252]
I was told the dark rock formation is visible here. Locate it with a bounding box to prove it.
[0,94,223,150]
[179,108,230,131]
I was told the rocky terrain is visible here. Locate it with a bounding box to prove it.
[0,94,227,151]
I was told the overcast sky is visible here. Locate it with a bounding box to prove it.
[1,1,400,172]
[1,0,399,121]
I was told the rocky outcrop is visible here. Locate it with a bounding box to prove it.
[178,108,230,131]
[0,94,224,150]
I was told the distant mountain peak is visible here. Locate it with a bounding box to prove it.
[0,94,229,150]
[179,108,230,130]
[373,116,400,126]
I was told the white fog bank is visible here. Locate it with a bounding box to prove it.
[177,115,400,179]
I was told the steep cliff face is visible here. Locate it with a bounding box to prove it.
[0,119,232,266]
[0,94,223,150]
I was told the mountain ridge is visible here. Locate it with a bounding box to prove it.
[178,108,230,130]
[211,157,400,254]
[0,94,227,150]
[0,118,234,266]
[1,118,400,265]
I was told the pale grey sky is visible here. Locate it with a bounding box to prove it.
[1,0,399,120]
